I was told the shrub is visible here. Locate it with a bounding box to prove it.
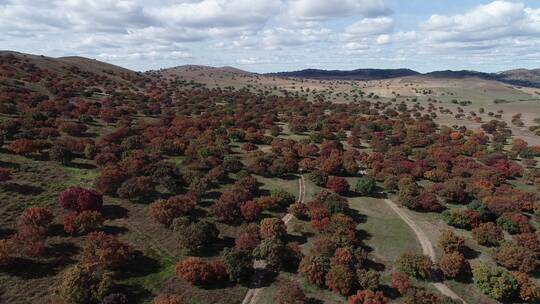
[50,144,75,165]
[256,196,280,210]
[315,191,348,214]
[117,176,155,200]
[512,272,540,302]
[402,287,440,304]
[298,255,329,286]
[240,201,262,221]
[354,176,376,195]
[95,166,127,195]
[437,230,465,254]
[17,207,53,228]
[0,239,12,265]
[101,293,128,304]
[325,263,355,295]
[210,189,246,222]
[59,263,113,304]
[472,222,503,247]
[309,206,330,231]
[253,238,287,270]
[175,257,226,286]
[9,138,38,155]
[514,233,540,253]
[326,176,350,194]
[442,209,481,229]
[59,187,103,213]
[172,219,219,255]
[414,191,443,212]
[496,212,532,234]
[308,170,328,186]
[83,232,132,269]
[348,290,388,304]
[440,252,469,279]
[323,214,357,248]
[395,252,432,280]
[391,272,411,295]
[14,207,53,257]
[0,168,12,182]
[260,218,286,240]
[271,189,296,207]
[492,243,538,273]
[311,235,339,257]
[221,248,253,283]
[273,280,307,304]
[472,262,518,301]
[356,269,380,291]
[153,294,184,304]
[63,211,104,235]
[149,196,196,227]
[235,231,260,251]
[288,203,308,219]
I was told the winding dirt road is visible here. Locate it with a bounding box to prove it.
[383,198,466,303]
[241,175,306,304]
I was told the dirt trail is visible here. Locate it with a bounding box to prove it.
[383,198,466,303]
[241,175,305,304]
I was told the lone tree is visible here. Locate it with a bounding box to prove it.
[395,252,432,280]
[58,263,113,304]
[354,176,376,196]
[58,187,103,213]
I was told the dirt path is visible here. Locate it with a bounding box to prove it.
[383,198,466,303]
[241,175,306,304]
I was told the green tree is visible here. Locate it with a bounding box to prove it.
[472,262,518,301]
[221,248,253,283]
[354,176,376,196]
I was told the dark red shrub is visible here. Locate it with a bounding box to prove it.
[58,187,103,213]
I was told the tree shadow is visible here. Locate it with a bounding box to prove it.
[365,259,386,272]
[0,160,19,170]
[102,204,129,220]
[0,228,15,239]
[347,207,368,224]
[66,161,96,170]
[462,245,481,260]
[116,251,161,280]
[3,182,44,195]
[49,223,68,237]
[29,152,49,161]
[115,284,153,304]
[101,225,129,236]
[380,284,401,300]
[0,242,78,279]
[203,190,222,200]
[286,233,309,245]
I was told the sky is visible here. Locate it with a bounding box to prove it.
[1,0,540,73]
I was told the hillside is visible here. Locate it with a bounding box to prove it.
[0,51,539,304]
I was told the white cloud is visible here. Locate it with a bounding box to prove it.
[288,0,390,21]
[376,34,391,44]
[345,17,394,37]
[421,0,540,43]
[149,0,283,30]
[262,26,333,49]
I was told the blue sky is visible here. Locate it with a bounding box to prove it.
[1,0,540,73]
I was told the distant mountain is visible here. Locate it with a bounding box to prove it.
[269,67,540,88]
[268,68,420,81]
[496,69,540,88]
